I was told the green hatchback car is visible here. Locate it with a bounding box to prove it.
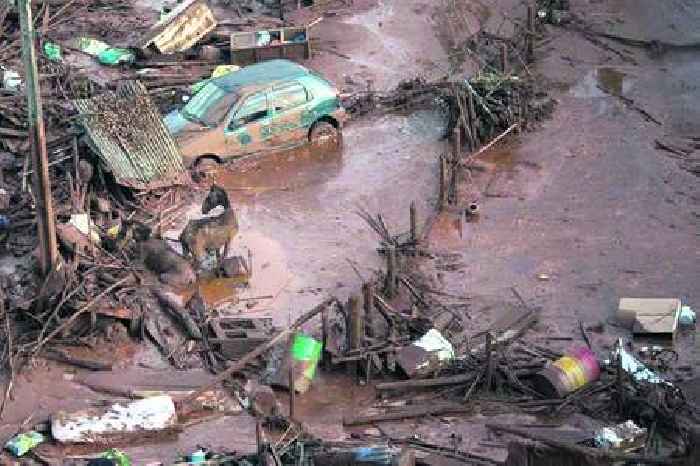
[164,59,346,167]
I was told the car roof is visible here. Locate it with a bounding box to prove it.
[213,59,312,93]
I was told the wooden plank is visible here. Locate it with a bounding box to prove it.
[0,127,28,137]
[344,403,471,426]
[375,373,473,391]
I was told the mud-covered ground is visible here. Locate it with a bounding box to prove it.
[1,0,698,463]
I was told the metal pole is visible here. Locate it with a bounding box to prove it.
[19,0,58,275]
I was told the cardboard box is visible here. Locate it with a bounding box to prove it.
[617,298,681,339]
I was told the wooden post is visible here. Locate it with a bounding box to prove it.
[255,419,263,455]
[616,350,625,416]
[348,296,362,350]
[347,295,362,378]
[468,91,477,149]
[451,126,461,161]
[362,282,375,339]
[409,201,417,245]
[288,343,296,420]
[385,247,397,298]
[321,306,329,369]
[501,42,509,74]
[19,0,58,276]
[439,155,449,211]
[526,3,535,63]
[72,136,80,186]
[485,332,494,392]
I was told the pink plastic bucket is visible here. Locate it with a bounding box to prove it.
[533,347,601,398]
[569,346,601,382]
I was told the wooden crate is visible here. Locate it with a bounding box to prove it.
[230,26,310,67]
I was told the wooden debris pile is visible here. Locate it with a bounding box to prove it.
[342,287,700,464]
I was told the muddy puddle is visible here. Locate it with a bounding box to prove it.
[572,67,635,98]
[213,142,343,199]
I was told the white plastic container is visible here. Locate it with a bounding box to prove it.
[51,395,177,443]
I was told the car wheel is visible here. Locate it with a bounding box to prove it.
[309,121,340,146]
[195,157,220,171]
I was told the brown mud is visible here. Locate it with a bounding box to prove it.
[1,0,699,463]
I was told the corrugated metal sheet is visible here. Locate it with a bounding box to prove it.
[140,0,217,54]
[74,81,188,190]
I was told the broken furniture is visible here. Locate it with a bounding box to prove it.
[139,0,218,55]
[230,26,311,66]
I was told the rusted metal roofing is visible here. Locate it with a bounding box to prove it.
[74,81,188,190]
[139,0,217,54]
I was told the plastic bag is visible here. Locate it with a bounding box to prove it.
[5,431,45,457]
[76,37,111,56]
[43,41,62,61]
[102,448,132,466]
[98,48,135,66]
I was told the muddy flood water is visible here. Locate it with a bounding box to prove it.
[166,109,449,326]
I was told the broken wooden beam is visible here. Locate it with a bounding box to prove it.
[44,349,113,371]
[344,403,471,426]
[384,246,397,298]
[375,373,474,391]
[487,424,684,464]
[152,288,202,340]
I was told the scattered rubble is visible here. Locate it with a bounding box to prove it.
[0,0,697,464]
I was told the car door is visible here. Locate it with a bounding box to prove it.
[223,91,272,157]
[268,82,311,147]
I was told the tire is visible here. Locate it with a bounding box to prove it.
[195,156,220,171]
[309,120,340,146]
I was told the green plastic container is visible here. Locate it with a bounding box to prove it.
[290,333,322,393]
[5,431,45,457]
[43,41,62,61]
[102,448,131,466]
[98,48,135,66]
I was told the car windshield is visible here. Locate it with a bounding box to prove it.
[181,82,239,127]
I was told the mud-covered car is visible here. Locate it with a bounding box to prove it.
[164,59,347,167]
